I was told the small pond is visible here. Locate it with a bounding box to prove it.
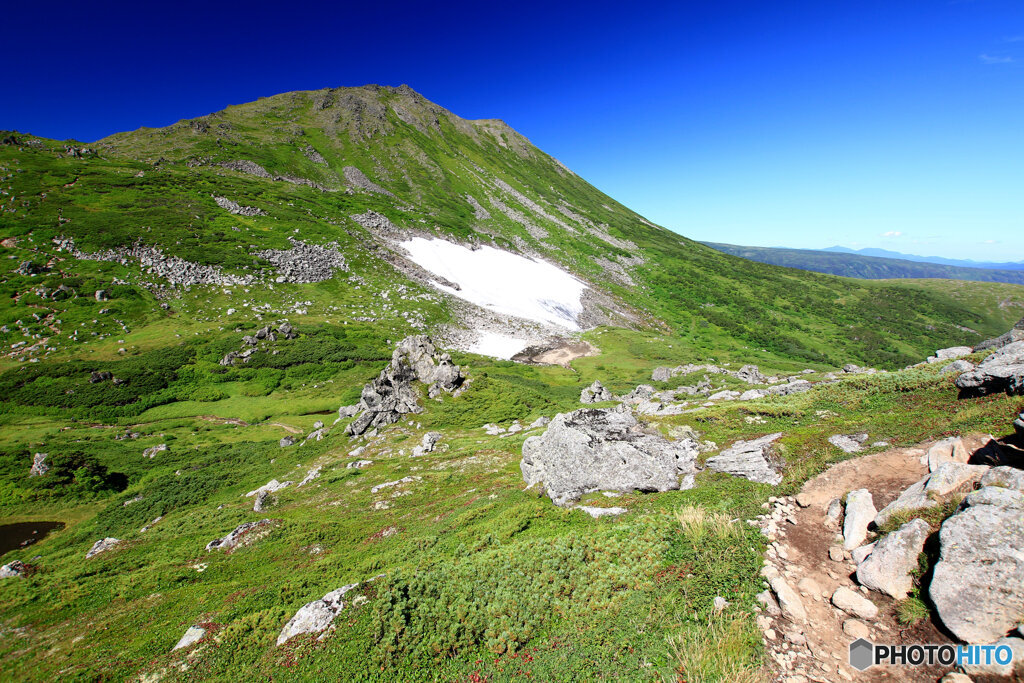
[0,521,65,557]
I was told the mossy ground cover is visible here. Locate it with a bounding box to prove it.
[0,329,1020,681]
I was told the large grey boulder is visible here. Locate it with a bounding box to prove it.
[735,364,768,384]
[580,380,614,403]
[941,359,975,374]
[955,340,1024,395]
[930,504,1024,643]
[345,336,464,436]
[411,431,441,457]
[981,466,1024,492]
[924,462,989,496]
[86,537,121,559]
[843,489,876,550]
[973,317,1024,353]
[705,433,784,485]
[856,518,930,598]
[928,346,973,363]
[277,583,360,645]
[520,407,700,506]
[965,486,1024,509]
[651,366,672,382]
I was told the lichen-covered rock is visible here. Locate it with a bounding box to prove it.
[930,503,1024,643]
[928,346,973,363]
[856,518,930,598]
[520,407,699,506]
[277,583,360,645]
[580,380,614,403]
[86,537,121,559]
[981,466,1024,492]
[843,489,876,550]
[965,486,1024,509]
[705,433,784,485]
[955,340,1024,395]
[924,462,989,496]
[346,336,464,436]
[280,436,296,448]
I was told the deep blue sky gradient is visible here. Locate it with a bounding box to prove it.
[4,0,1022,259]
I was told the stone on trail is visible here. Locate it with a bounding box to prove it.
[842,489,876,550]
[520,407,699,507]
[856,518,930,599]
[874,476,935,528]
[964,486,1024,509]
[980,466,1024,492]
[850,542,875,565]
[960,636,1024,677]
[705,433,784,485]
[831,586,878,620]
[769,576,807,623]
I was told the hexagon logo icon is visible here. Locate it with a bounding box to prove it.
[849,638,874,671]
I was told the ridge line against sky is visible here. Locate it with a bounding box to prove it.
[3,0,1022,261]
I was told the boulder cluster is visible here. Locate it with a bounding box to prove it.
[344,336,465,436]
[219,322,298,366]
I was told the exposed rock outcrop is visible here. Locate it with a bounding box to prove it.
[411,432,441,457]
[520,407,699,506]
[828,433,869,454]
[955,340,1024,396]
[580,380,614,403]
[206,520,273,552]
[172,626,206,651]
[86,537,121,559]
[29,452,48,477]
[705,433,784,485]
[0,560,26,578]
[345,336,464,436]
[277,583,360,645]
[213,196,267,217]
[142,444,167,459]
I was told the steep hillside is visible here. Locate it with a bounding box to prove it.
[704,241,1024,286]
[2,86,1024,682]
[1,84,1020,372]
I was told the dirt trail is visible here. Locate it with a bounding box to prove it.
[762,435,995,683]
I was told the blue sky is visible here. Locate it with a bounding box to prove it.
[4,0,1022,260]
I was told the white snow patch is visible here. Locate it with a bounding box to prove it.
[401,238,587,329]
[469,333,531,360]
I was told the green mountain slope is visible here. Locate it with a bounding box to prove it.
[2,85,1024,682]
[703,241,1024,286]
[2,84,1022,372]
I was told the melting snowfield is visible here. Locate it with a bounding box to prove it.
[401,238,588,329]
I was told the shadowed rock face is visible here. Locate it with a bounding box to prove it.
[955,340,1024,396]
[520,407,699,506]
[345,336,464,436]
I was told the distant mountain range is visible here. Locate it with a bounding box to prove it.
[703,242,1024,286]
[821,246,1024,272]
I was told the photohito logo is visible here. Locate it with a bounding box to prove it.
[849,638,1014,671]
